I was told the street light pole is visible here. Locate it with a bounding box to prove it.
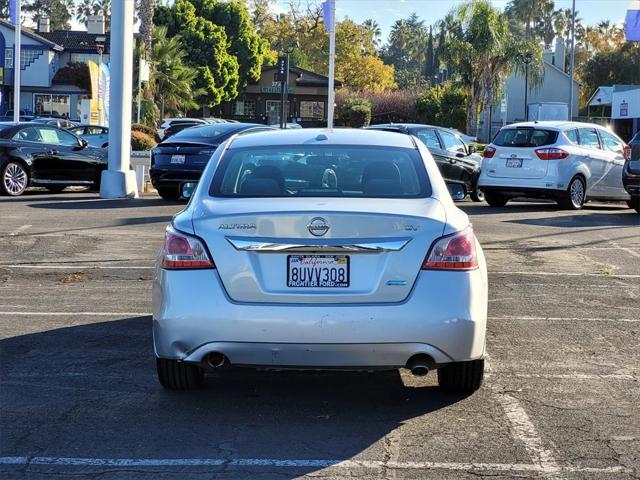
[12,0,21,123]
[518,52,533,121]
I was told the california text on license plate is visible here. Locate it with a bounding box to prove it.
[506,158,523,168]
[171,154,186,164]
[287,255,349,288]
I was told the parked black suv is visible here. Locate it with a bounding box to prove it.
[623,131,640,213]
[367,124,483,201]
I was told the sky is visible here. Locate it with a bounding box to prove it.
[273,0,631,38]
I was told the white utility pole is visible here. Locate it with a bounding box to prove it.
[100,0,138,198]
[568,0,576,120]
[12,0,21,123]
[326,0,336,130]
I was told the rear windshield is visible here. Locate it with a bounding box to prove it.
[493,128,558,147]
[170,124,244,141]
[210,145,431,198]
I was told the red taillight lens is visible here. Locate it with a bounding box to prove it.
[422,226,478,271]
[483,146,496,159]
[623,145,631,162]
[535,148,569,160]
[162,226,214,269]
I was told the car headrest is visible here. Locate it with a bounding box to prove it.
[362,161,401,185]
[240,165,285,195]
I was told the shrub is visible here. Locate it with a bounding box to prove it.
[131,130,157,151]
[336,88,419,124]
[415,83,468,133]
[339,98,372,128]
[132,123,160,142]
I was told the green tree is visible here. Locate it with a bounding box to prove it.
[149,26,204,118]
[363,19,382,49]
[581,43,640,102]
[154,0,266,107]
[442,0,543,139]
[24,0,75,30]
[505,0,554,40]
[425,27,435,80]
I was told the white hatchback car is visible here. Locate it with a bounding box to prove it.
[478,121,632,209]
[153,129,488,393]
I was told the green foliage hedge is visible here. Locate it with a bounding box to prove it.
[339,98,372,128]
[131,131,157,151]
[132,123,161,142]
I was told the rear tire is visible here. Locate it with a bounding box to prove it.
[470,186,485,202]
[438,359,484,393]
[484,192,508,207]
[558,176,585,210]
[157,186,181,201]
[156,358,204,390]
[627,197,640,213]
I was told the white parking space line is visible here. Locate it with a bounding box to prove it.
[0,456,632,474]
[7,225,31,236]
[489,315,640,323]
[487,373,636,381]
[490,271,640,279]
[493,393,562,478]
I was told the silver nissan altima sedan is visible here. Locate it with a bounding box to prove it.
[153,128,488,393]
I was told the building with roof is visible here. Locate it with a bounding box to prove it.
[481,39,580,140]
[586,85,640,142]
[217,65,341,127]
[0,16,109,120]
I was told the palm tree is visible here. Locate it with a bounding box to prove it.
[76,0,93,26]
[149,26,204,118]
[363,19,381,49]
[505,0,554,40]
[443,0,543,138]
[92,0,111,30]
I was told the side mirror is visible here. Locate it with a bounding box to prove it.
[446,181,466,201]
[79,138,88,148]
[468,145,477,154]
[181,182,197,199]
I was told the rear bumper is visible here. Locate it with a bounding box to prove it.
[152,267,488,368]
[149,167,203,188]
[479,185,565,200]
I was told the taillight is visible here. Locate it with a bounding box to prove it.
[483,146,496,159]
[162,226,214,269]
[624,145,631,161]
[422,226,478,271]
[535,148,569,160]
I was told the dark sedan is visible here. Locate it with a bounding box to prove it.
[624,131,640,213]
[0,122,107,196]
[367,124,484,201]
[150,123,274,200]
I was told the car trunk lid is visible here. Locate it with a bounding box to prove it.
[191,197,447,304]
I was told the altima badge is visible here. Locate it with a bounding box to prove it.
[307,217,330,236]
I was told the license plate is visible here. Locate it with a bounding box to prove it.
[287,255,349,288]
[170,154,186,164]
[506,158,523,168]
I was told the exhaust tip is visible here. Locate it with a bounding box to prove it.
[205,352,228,369]
[410,365,429,377]
[406,354,434,377]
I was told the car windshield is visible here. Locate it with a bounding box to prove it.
[211,145,431,198]
[170,124,246,141]
[493,128,558,147]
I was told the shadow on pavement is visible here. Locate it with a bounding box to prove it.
[507,212,639,228]
[0,317,465,478]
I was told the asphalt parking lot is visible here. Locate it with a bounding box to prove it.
[0,190,638,480]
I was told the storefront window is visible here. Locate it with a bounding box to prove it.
[300,101,324,120]
[34,94,71,117]
[234,99,256,117]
